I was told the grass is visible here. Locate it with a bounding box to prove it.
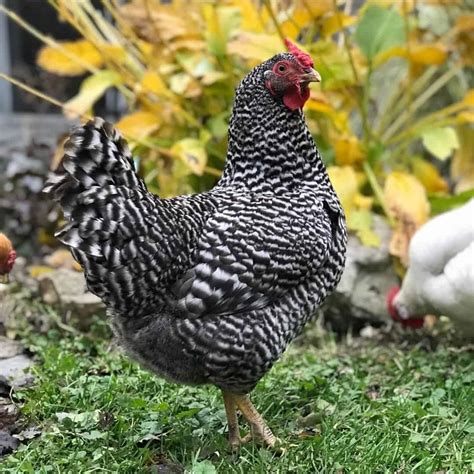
[2,307,474,473]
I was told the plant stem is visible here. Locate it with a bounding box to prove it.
[263,0,285,41]
[363,161,394,224]
[0,72,90,120]
[331,0,371,141]
[381,65,461,141]
[0,4,99,75]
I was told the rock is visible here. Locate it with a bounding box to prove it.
[37,269,104,329]
[0,355,34,388]
[320,216,399,332]
[0,337,34,387]
[0,398,20,430]
[0,337,23,359]
[10,256,39,293]
[0,430,19,456]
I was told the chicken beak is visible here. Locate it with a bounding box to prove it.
[0,274,9,284]
[300,68,321,84]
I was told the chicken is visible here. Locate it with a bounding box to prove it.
[44,39,347,448]
[0,233,16,284]
[387,199,474,336]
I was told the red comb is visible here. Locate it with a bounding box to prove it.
[284,38,314,69]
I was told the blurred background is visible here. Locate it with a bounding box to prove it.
[0,0,473,331]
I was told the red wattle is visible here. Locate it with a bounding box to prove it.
[283,85,310,111]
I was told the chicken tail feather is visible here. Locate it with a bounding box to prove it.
[44,117,145,217]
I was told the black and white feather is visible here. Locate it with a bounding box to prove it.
[44,54,347,394]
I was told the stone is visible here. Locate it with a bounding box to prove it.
[0,337,23,359]
[0,355,34,387]
[0,430,19,456]
[320,216,399,332]
[37,269,104,329]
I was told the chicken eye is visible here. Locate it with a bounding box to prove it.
[277,63,286,73]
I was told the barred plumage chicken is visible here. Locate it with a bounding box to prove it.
[44,40,347,448]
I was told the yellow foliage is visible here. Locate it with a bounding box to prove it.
[228,33,282,63]
[328,166,379,246]
[19,0,469,253]
[140,71,170,97]
[411,157,449,194]
[37,40,104,76]
[462,89,474,106]
[454,15,474,65]
[334,135,365,166]
[321,12,356,38]
[384,172,430,265]
[116,111,161,141]
[375,43,448,67]
[171,138,208,176]
[229,0,264,33]
[64,71,122,119]
[451,125,474,194]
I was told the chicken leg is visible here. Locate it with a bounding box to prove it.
[222,391,277,449]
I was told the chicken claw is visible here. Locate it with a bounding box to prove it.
[222,391,283,451]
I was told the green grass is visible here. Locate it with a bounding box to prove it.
[2,313,473,473]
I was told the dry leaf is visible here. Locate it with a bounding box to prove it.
[384,171,430,265]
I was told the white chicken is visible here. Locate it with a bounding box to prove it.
[387,199,474,336]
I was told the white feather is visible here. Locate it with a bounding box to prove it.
[395,199,474,336]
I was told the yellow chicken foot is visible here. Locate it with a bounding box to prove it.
[222,391,242,450]
[222,392,282,450]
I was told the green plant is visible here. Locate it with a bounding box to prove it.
[1,0,473,259]
[2,304,473,472]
